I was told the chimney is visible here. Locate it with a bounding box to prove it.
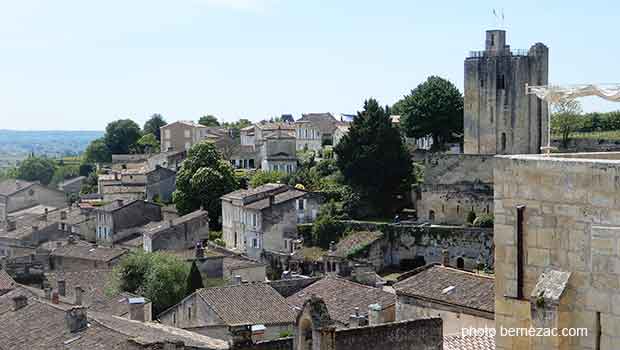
[52,291,60,304]
[12,295,28,311]
[348,307,361,327]
[74,286,84,305]
[232,275,242,285]
[5,220,16,232]
[442,249,450,267]
[195,242,205,259]
[368,304,382,326]
[44,287,52,300]
[58,279,66,297]
[128,297,146,322]
[65,306,88,333]
[60,211,67,220]
[169,219,174,227]
[44,208,49,220]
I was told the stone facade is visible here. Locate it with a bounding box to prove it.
[160,120,232,153]
[295,121,322,152]
[464,30,548,155]
[95,199,162,244]
[143,210,209,252]
[493,152,620,350]
[417,153,494,225]
[0,180,66,222]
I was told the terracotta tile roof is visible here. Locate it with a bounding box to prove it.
[443,334,495,350]
[298,113,338,134]
[197,283,296,326]
[0,270,16,291]
[50,243,127,262]
[44,270,144,317]
[394,264,494,314]
[333,231,383,258]
[286,276,396,325]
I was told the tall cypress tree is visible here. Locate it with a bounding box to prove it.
[186,261,204,295]
[334,98,413,216]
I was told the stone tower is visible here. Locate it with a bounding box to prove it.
[463,30,549,155]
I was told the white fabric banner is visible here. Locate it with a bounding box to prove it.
[528,84,620,104]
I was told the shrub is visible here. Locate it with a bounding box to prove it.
[473,214,494,228]
[213,238,226,247]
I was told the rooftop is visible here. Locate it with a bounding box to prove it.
[196,283,296,326]
[144,209,208,238]
[0,269,16,291]
[286,276,396,325]
[332,231,384,258]
[50,243,128,262]
[0,179,36,196]
[394,264,494,314]
[444,334,495,350]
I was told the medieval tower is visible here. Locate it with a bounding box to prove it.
[463,30,549,155]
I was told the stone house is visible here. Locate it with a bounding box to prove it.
[492,151,620,350]
[158,283,297,342]
[0,179,66,222]
[94,199,162,244]
[0,286,229,349]
[221,184,321,260]
[259,128,297,174]
[146,149,187,171]
[49,239,127,271]
[160,120,233,153]
[57,176,85,200]
[143,209,209,252]
[295,113,339,149]
[232,123,297,173]
[98,166,176,203]
[286,276,396,328]
[394,263,494,336]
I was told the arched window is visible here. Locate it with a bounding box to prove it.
[429,210,435,222]
[456,257,465,269]
[501,132,507,152]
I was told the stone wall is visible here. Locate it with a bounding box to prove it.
[494,152,620,350]
[552,138,620,153]
[333,318,443,350]
[418,153,494,225]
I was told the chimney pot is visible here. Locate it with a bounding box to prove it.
[442,249,450,267]
[65,306,88,333]
[128,297,146,322]
[58,279,66,297]
[74,286,84,305]
[368,303,382,326]
[232,275,242,285]
[12,295,28,311]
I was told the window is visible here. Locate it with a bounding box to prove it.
[188,306,192,320]
[480,79,484,88]
[501,133,507,152]
[456,257,465,269]
[252,238,260,249]
[251,213,257,227]
[429,210,435,222]
[164,141,171,151]
[297,199,305,211]
[184,142,191,150]
[456,205,460,214]
[497,74,505,90]
[516,205,525,299]
[184,129,191,138]
[164,129,171,139]
[234,232,238,247]
[490,107,494,123]
[490,34,495,46]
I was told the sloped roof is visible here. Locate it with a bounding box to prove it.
[198,283,296,326]
[0,270,16,291]
[444,334,495,350]
[394,264,494,314]
[286,276,396,325]
[243,188,306,211]
[298,113,338,134]
[0,179,36,196]
[333,231,383,258]
[50,243,127,262]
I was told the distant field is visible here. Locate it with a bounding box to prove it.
[552,130,620,141]
[0,130,102,163]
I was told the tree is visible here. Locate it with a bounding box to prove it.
[50,164,80,186]
[334,98,413,216]
[311,212,343,248]
[109,251,190,314]
[17,156,57,185]
[198,115,220,127]
[143,114,167,141]
[104,119,142,154]
[551,99,583,149]
[173,142,239,229]
[186,261,204,295]
[83,138,112,164]
[249,170,286,188]
[136,133,160,153]
[399,76,464,150]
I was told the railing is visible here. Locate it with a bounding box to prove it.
[467,49,529,58]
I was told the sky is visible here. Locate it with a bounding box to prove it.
[1,0,619,131]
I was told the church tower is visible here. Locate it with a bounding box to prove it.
[463,30,549,155]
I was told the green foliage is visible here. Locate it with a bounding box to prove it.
[80,171,98,195]
[550,100,583,148]
[51,164,80,186]
[249,170,286,188]
[222,119,252,140]
[0,167,18,181]
[17,156,57,185]
[137,133,160,153]
[83,138,112,164]
[143,114,167,141]
[173,142,238,229]
[198,115,220,127]
[109,251,189,314]
[186,261,204,295]
[208,230,223,241]
[311,212,344,249]
[334,98,412,216]
[104,119,142,154]
[473,214,494,228]
[279,330,294,338]
[399,76,464,150]
[314,159,338,177]
[213,238,226,247]
[466,211,477,224]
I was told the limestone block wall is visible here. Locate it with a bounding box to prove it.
[333,318,443,350]
[494,153,620,350]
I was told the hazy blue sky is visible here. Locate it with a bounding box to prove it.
[1,0,619,130]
